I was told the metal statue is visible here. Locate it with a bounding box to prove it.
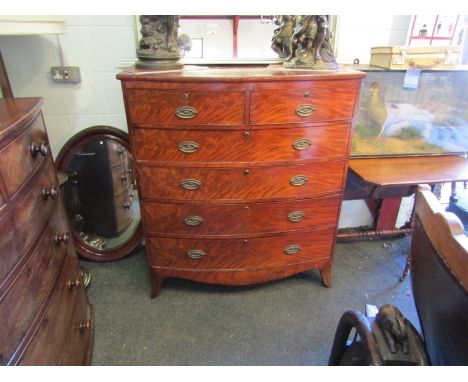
[135,15,185,70]
[273,15,338,70]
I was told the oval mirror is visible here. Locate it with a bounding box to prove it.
[56,126,143,261]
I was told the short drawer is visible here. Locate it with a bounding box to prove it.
[147,226,335,270]
[132,123,351,163]
[0,113,49,197]
[137,161,346,201]
[0,202,69,365]
[141,195,341,236]
[126,89,245,125]
[17,250,83,365]
[0,157,58,286]
[250,85,357,125]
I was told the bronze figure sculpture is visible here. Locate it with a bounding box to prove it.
[274,15,338,70]
[136,15,184,70]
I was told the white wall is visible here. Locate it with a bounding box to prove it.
[335,15,412,64]
[0,15,420,229]
[0,15,137,158]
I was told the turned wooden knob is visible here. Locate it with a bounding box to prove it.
[68,278,82,289]
[30,141,48,157]
[42,186,58,200]
[54,232,70,245]
[79,319,92,332]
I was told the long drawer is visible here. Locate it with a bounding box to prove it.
[137,161,346,201]
[16,249,83,365]
[250,84,357,125]
[58,294,93,365]
[141,195,341,236]
[132,123,351,163]
[0,202,69,365]
[147,227,335,270]
[0,113,49,197]
[0,157,58,286]
[126,89,245,125]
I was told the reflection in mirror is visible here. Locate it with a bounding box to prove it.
[56,127,143,261]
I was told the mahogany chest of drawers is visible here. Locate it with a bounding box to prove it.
[0,98,93,365]
[118,66,365,298]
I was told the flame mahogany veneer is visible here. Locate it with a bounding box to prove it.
[118,66,365,297]
[0,98,93,365]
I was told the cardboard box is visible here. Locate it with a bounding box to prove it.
[370,46,461,70]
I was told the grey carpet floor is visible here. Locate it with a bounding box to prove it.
[81,235,419,366]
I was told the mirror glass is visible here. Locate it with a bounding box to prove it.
[57,127,142,261]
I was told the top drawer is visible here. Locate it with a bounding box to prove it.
[250,85,357,125]
[0,113,49,197]
[125,90,245,126]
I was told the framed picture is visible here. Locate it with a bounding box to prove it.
[408,15,460,46]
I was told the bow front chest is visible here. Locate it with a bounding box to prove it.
[117,66,365,297]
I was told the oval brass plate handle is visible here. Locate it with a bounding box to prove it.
[295,104,316,117]
[176,106,198,119]
[178,141,199,153]
[284,244,302,255]
[184,215,204,226]
[290,175,308,186]
[288,211,305,222]
[187,249,205,259]
[292,138,312,151]
[181,179,201,190]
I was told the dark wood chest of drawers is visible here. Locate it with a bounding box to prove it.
[0,98,93,365]
[118,66,365,298]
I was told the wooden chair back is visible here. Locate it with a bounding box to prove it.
[411,186,468,365]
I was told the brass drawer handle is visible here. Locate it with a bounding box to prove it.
[295,104,316,117]
[284,244,302,255]
[290,175,308,186]
[68,278,82,290]
[42,186,58,200]
[292,138,312,151]
[54,232,70,245]
[178,141,199,153]
[288,211,305,222]
[184,215,204,226]
[176,106,198,119]
[181,179,201,190]
[187,249,205,259]
[30,141,49,157]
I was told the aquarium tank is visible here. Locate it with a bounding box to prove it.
[351,68,468,157]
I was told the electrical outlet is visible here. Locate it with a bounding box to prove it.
[51,66,81,83]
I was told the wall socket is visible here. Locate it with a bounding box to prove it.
[51,66,81,83]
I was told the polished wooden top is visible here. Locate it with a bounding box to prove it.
[349,155,468,186]
[0,98,43,145]
[116,64,366,82]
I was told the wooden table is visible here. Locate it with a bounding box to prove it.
[343,155,468,234]
[344,155,468,281]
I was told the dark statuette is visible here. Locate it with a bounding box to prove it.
[376,304,409,354]
[136,15,184,70]
[273,15,338,70]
